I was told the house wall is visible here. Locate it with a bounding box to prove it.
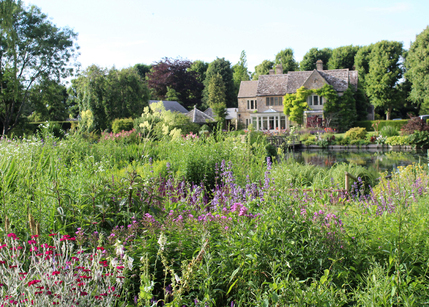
[238,96,284,127]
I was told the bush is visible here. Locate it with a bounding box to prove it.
[385,135,411,146]
[345,127,367,140]
[111,118,134,134]
[380,125,399,138]
[401,117,429,135]
[409,130,429,148]
[356,120,408,131]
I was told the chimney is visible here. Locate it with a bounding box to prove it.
[275,64,283,74]
[269,69,275,75]
[316,60,323,71]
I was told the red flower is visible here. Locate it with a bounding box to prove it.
[48,233,57,237]
[52,271,61,276]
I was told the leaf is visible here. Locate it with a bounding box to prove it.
[229,267,240,283]
[226,279,238,295]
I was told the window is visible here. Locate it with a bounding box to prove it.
[247,99,257,110]
[274,97,278,105]
[307,95,323,106]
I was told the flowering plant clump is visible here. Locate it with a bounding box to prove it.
[182,132,199,141]
[100,129,137,142]
[0,233,131,306]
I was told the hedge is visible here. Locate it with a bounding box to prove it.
[355,120,409,131]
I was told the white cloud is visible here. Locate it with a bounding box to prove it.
[366,3,411,13]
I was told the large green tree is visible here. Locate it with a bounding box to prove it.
[405,26,429,114]
[69,65,149,131]
[0,0,78,135]
[27,78,72,122]
[232,50,250,98]
[327,45,360,70]
[207,73,227,122]
[300,48,332,71]
[188,60,209,84]
[203,57,235,107]
[252,60,274,80]
[364,40,404,120]
[275,48,299,73]
[354,44,374,88]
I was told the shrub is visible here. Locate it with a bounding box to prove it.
[200,124,211,132]
[385,135,411,146]
[356,120,408,131]
[111,118,134,134]
[409,130,429,148]
[380,125,399,138]
[401,117,429,135]
[345,127,367,140]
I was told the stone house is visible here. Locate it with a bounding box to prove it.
[237,61,363,131]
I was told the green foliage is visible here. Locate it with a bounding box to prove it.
[300,48,332,71]
[283,86,311,124]
[345,127,367,140]
[274,48,298,73]
[70,65,149,131]
[111,118,134,134]
[188,60,209,84]
[405,26,429,113]
[0,0,78,135]
[409,130,429,147]
[356,120,408,131]
[380,125,399,138]
[252,60,274,80]
[364,40,404,120]
[203,58,235,108]
[232,50,250,98]
[385,135,411,146]
[327,45,360,70]
[207,73,227,122]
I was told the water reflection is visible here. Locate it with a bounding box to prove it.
[284,149,429,173]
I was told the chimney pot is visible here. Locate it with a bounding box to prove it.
[269,69,275,75]
[316,60,323,71]
[275,64,283,74]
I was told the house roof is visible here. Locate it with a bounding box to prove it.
[245,68,359,97]
[186,107,215,124]
[204,107,238,120]
[256,74,289,96]
[238,81,258,98]
[226,108,237,120]
[149,100,188,114]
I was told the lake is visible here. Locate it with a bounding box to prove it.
[284,149,429,173]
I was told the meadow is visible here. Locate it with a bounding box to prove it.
[1,128,429,306]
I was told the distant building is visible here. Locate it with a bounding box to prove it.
[149,100,188,114]
[237,61,369,130]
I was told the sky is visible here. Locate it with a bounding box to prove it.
[24,0,429,74]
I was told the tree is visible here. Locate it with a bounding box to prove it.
[203,57,235,108]
[405,26,429,114]
[232,50,250,98]
[27,78,71,122]
[134,63,152,80]
[327,45,360,70]
[0,0,78,135]
[147,58,203,110]
[365,40,404,120]
[188,60,209,84]
[275,48,299,73]
[283,86,310,125]
[252,60,274,80]
[354,44,374,88]
[300,48,332,71]
[69,65,149,131]
[207,73,227,122]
